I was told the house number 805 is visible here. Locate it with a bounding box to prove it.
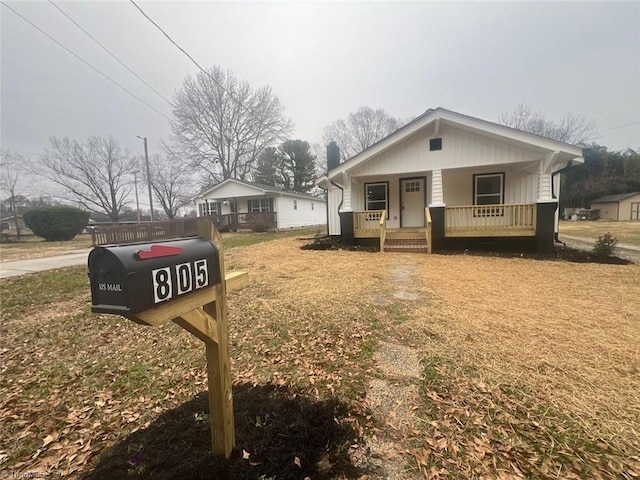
[152,259,209,304]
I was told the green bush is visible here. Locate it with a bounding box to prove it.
[593,232,618,256]
[24,206,90,241]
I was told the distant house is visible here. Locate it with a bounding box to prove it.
[590,192,640,221]
[318,107,584,253]
[0,215,33,238]
[195,178,326,231]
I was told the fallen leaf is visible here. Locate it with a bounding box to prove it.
[242,449,250,460]
[294,456,302,468]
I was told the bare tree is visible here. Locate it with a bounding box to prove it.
[39,136,133,222]
[171,66,293,183]
[322,106,404,161]
[499,104,597,146]
[144,151,195,219]
[0,149,27,239]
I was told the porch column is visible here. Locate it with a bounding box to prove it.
[429,169,445,252]
[339,173,354,244]
[341,173,352,212]
[536,152,559,254]
[430,169,445,207]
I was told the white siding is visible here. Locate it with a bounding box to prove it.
[442,166,539,206]
[275,195,326,229]
[349,124,544,177]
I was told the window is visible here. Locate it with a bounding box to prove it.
[365,182,388,216]
[473,173,505,216]
[199,201,220,216]
[293,200,297,210]
[247,198,273,212]
[430,138,442,151]
[311,202,314,211]
[404,181,421,193]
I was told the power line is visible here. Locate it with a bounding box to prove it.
[600,120,640,133]
[0,1,171,121]
[48,0,173,107]
[128,0,254,117]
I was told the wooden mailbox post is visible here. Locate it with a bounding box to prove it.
[88,219,246,458]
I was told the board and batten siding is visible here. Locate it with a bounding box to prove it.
[349,123,544,178]
[442,166,539,206]
[275,195,326,229]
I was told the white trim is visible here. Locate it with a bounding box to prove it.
[431,169,444,205]
[326,108,583,180]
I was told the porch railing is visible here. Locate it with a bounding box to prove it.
[204,212,277,232]
[444,203,536,237]
[425,207,432,254]
[91,218,199,246]
[379,211,387,252]
[354,210,385,238]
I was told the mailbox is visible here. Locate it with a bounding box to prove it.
[88,238,221,315]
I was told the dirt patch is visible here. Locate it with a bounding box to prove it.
[441,244,633,264]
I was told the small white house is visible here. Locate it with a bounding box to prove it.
[318,107,584,253]
[195,179,326,231]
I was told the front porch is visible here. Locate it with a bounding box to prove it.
[351,203,542,253]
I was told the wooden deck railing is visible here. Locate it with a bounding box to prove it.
[444,204,536,237]
[208,212,277,232]
[379,211,387,252]
[354,210,385,238]
[91,218,199,246]
[425,207,432,254]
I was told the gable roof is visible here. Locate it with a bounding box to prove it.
[591,192,640,204]
[325,107,584,179]
[199,178,325,202]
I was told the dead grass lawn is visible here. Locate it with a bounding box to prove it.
[1,237,639,479]
[559,220,640,246]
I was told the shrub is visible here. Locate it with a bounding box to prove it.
[593,232,618,257]
[24,206,90,241]
[245,213,272,233]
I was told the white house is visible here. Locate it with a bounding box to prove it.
[195,179,326,231]
[318,108,584,253]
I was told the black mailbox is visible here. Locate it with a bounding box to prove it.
[88,238,221,315]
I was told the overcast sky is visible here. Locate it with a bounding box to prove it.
[2,0,639,170]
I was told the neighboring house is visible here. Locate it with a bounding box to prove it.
[318,108,584,253]
[195,179,326,231]
[590,192,640,221]
[0,215,33,238]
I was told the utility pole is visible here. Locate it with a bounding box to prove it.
[133,171,141,224]
[137,136,154,222]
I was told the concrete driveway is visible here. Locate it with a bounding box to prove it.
[0,250,89,280]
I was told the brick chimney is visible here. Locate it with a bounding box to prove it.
[326,141,340,172]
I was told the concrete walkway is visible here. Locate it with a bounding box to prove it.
[0,250,90,280]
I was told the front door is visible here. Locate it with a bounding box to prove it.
[631,202,640,220]
[400,178,426,227]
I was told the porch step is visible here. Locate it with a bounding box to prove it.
[383,237,428,253]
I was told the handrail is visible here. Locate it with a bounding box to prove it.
[425,207,432,254]
[379,210,387,252]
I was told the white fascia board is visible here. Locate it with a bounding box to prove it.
[325,108,584,181]
[326,110,437,180]
[437,109,584,157]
